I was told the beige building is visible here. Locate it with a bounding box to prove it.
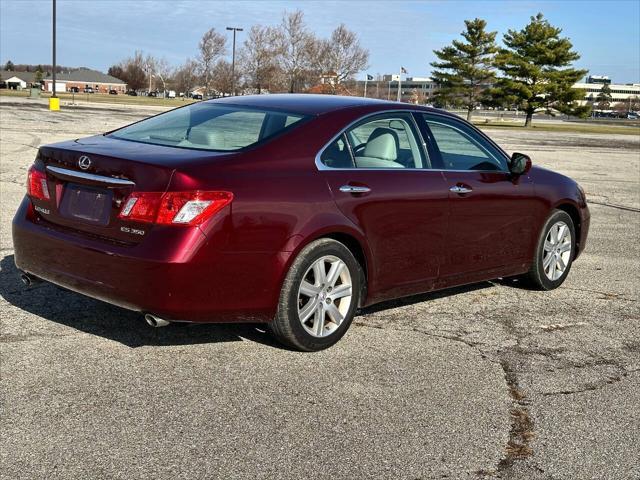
[573,80,640,107]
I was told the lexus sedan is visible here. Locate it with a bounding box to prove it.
[12,95,590,351]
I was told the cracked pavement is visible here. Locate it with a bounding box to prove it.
[1,97,639,479]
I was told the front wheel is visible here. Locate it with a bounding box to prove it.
[525,209,575,290]
[270,239,363,351]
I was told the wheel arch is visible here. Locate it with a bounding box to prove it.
[553,201,582,256]
[279,222,373,307]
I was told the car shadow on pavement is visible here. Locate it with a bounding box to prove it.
[359,282,493,314]
[1,254,524,349]
[0,255,283,349]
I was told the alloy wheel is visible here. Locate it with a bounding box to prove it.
[297,255,353,338]
[542,221,572,281]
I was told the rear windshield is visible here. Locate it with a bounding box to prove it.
[109,103,308,151]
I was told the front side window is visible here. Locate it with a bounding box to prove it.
[422,115,507,171]
[109,103,307,152]
[320,113,427,169]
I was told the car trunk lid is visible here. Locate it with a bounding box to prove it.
[33,135,226,244]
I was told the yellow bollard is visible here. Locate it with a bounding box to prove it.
[49,97,60,111]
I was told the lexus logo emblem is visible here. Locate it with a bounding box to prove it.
[78,156,92,170]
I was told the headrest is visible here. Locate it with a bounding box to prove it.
[363,127,399,161]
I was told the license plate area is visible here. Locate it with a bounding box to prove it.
[59,183,113,226]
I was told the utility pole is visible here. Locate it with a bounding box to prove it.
[226,26,243,96]
[50,0,59,110]
[147,63,154,94]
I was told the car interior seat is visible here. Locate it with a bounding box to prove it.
[354,127,403,168]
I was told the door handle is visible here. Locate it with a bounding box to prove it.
[449,185,473,194]
[339,185,371,194]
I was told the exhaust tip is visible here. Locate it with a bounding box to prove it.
[144,314,170,328]
[20,273,33,287]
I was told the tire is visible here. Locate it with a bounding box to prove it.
[270,238,363,351]
[525,209,576,290]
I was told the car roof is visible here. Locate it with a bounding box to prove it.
[205,94,420,116]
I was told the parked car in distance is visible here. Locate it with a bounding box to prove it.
[167,90,176,99]
[126,90,138,96]
[83,87,94,94]
[148,91,157,97]
[68,86,80,93]
[109,89,118,95]
[191,93,203,100]
[12,95,590,351]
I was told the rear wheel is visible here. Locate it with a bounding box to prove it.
[525,210,575,290]
[270,239,363,351]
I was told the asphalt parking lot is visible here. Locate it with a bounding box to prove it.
[1,97,639,479]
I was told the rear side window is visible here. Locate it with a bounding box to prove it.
[320,134,354,168]
[422,115,507,171]
[109,103,307,152]
[319,113,428,169]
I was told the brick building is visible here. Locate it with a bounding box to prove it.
[42,68,127,93]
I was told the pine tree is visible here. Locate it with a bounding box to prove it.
[431,19,497,121]
[596,83,612,111]
[492,13,589,126]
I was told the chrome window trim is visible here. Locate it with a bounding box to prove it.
[46,166,136,187]
[314,108,511,173]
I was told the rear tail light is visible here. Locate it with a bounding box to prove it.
[27,166,50,200]
[119,191,233,226]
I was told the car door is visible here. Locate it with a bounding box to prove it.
[318,111,449,302]
[418,113,534,280]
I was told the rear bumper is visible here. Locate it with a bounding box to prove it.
[12,197,284,322]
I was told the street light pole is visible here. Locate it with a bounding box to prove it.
[49,0,59,110]
[226,26,243,96]
[52,0,56,97]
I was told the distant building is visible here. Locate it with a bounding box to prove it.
[586,75,611,84]
[356,75,438,103]
[1,68,127,93]
[573,77,640,107]
[0,70,38,89]
[42,68,127,93]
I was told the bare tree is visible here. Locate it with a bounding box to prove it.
[318,24,369,89]
[145,56,172,93]
[198,28,226,96]
[210,60,240,96]
[239,25,281,93]
[110,51,147,91]
[173,58,199,96]
[275,10,318,93]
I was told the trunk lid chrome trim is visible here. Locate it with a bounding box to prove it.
[46,166,135,188]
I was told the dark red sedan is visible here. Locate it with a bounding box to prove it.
[13,95,590,351]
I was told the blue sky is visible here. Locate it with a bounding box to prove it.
[1,0,639,83]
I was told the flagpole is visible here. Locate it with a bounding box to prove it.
[397,68,402,102]
[364,76,368,98]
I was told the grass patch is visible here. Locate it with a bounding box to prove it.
[474,120,639,136]
[0,89,195,108]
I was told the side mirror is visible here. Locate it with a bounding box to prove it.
[510,152,532,176]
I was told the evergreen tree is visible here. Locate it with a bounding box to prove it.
[4,60,14,71]
[596,83,612,110]
[492,13,589,126]
[431,18,497,121]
